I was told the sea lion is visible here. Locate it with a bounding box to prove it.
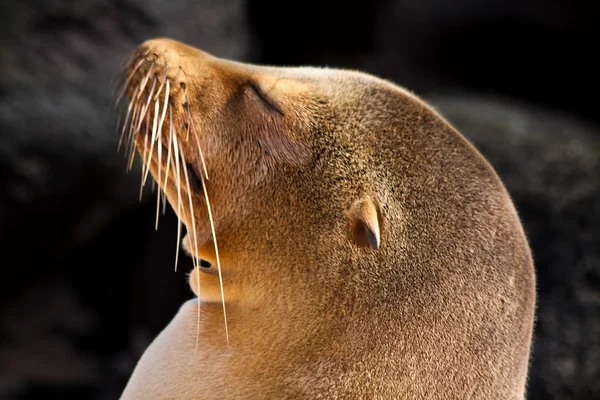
[116,37,536,399]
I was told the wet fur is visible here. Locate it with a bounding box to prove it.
[118,38,536,399]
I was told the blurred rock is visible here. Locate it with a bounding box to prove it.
[249,0,600,125]
[430,94,600,400]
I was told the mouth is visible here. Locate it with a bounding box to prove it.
[198,258,218,276]
[185,162,203,192]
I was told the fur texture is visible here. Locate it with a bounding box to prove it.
[119,38,536,399]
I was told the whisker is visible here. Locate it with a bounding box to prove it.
[136,62,155,102]
[155,99,163,231]
[154,97,162,186]
[125,57,146,87]
[111,61,132,105]
[195,265,201,351]
[157,81,171,219]
[150,77,170,186]
[162,189,168,215]
[199,162,229,346]
[173,133,183,272]
[131,79,156,180]
[185,94,210,180]
[193,135,209,181]
[128,67,153,143]
[115,112,122,146]
[179,145,200,272]
[126,89,143,167]
[118,84,140,152]
[158,80,170,135]
[143,81,160,185]
[155,181,162,229]
[153,68,168,101]
[179,142,203,350]
[140,121,149,201]
[135,76,157,136]
[161,103,174,220]
[164,103,174,192]
[127,130,138,171]
[114,69,132,108]
[112,82,126,113]
[118,56,151,161]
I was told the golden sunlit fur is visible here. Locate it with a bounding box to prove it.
[116,38,536,399]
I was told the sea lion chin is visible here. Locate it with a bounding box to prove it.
[117,37,536,399]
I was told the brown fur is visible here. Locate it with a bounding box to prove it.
[119,38,536,399]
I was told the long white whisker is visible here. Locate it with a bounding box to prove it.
[179,142,203,350]
[118,85,140,151]
[126,87,143,167]
[153,70,167,101]
[153,77,170,211]
[114,80,128,109]
[162,189,168,215]
[126,57,146,86]
[125,60,153,163]
[116,57,145,107]
[139,120,149,201]
[173,133,183,272]
[199,166,229,346]
[158,80,170,140]
[136,63,155,102]
[155,98,163,230]
[186,94,209,180]
[164,103,174,192]
[195,266,201,351]
[127,131,138,171]
[136,76,157,135]
[161,102,174,217]
[143,84,160,185]
[179,147,199,275]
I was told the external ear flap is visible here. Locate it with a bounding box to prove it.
[347,198,381,249]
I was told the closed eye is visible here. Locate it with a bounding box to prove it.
[248,82,284,116]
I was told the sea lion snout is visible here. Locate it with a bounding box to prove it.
[139,38,210,60]
[125,38,219,112]
[135,37,214,74]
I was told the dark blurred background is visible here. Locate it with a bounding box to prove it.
[1,0,598,399]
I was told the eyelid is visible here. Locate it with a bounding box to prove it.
[248,82,285,116]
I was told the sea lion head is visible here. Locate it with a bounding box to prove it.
[118,37,535,398]
[119,38,400,288]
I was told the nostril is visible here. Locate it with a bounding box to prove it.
[180,82,186,89]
